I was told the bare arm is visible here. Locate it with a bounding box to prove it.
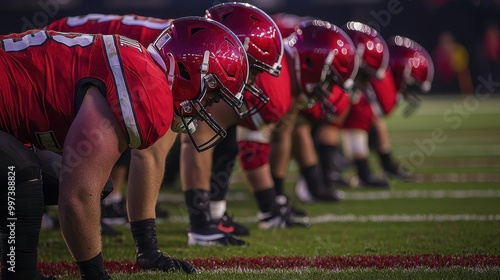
[127,129,177,221]
[270,101,300,178]
[58,86,127,262]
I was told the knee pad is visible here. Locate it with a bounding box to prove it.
[238,141,270,170]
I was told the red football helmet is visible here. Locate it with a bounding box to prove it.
[149,16,249,151]
[343,21,389,80]
[287,20,359,114]
[387,35,434,116]
[271,13,315,39]
[206,2,283,118]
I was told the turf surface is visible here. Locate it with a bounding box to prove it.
[37,96,500,279]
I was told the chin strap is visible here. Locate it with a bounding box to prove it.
[166,53,176,86]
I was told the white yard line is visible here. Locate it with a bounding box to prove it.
[158,189,500,224]
[308,214,500,223]
[158,189,500,203]
[344,189,500,200]
[163,213,500,224]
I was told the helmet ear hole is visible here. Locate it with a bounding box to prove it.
[190,27,206,35]
[177,62,191,81]
[250,15,261,22]
[305,57,314,69]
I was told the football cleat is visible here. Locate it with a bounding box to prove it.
[384,166,415,182]
[275,195,308,217]
[101,199,128,226]
[324,171,349,187]
[188,224,247,246]
[216,212,250,236]
[351,175,390,188]
[100,220,121,237]
[41,212,59,231]
[258,205,311,229]
[295,176,345,203]
[155,204,170,219]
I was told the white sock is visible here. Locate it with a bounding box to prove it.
[210,200,227,220]
[103,192,123,206]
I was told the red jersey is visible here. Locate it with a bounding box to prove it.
[0,29,173,152]
[342,68,398,131]
[240,57,292,130]
[46,13,172,46]
[366,68,398,117]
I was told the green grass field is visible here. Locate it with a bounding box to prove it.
[38,95,500,279]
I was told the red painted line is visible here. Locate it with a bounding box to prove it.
[35,254,500,276]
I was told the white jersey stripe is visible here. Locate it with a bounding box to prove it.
[102,35,142,148]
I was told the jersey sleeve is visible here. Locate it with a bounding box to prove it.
[99,35,173,149]
[0,30,172,151]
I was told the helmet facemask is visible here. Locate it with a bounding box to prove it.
[173,56,244,152]
[151,17,249,152]
[302,51,339,120]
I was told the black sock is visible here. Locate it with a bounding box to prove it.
[184,189,212,230]
[379,151,395,172]
[354,159,371,182]
[77,252,109,280]
[300,164,325,196]
[254,188,276,214]
[316,143,340,183]
[130,219,159,254]
[272,176,284,196]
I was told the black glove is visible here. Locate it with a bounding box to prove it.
[137,249,196,274]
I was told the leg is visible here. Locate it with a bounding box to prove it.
[101,149,129,226]
[371,118,413,181]
[210,125,238,220]
[342,129,389,188]
[237,126,309,229]
[0,131,45,280]
[180,113,245,246]
[292,123,341,201]
[270,105,300,198]
[209,125,249,236]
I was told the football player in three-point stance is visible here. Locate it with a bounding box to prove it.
[47,9,253,250]
[1,16,250,279]
[287,20,358,203]
[181,2,307,245]
[296,22,435,196]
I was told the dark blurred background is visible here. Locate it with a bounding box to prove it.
[1,0,499,94]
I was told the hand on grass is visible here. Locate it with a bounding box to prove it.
[137,249,196,274]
